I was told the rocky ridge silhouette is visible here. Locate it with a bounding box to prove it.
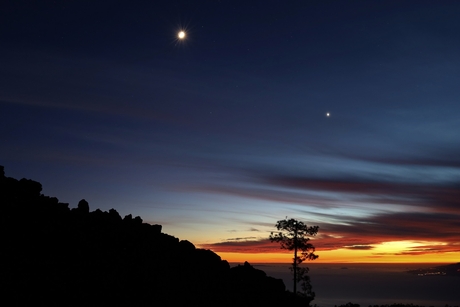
[0,166,309,307]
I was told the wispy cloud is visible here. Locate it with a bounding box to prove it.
[202,208,460,254]
[226,237,258,241]
[344,245,374,250]
[194,164,460,257]
[200,238,274,253]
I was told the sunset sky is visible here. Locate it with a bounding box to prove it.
[1,1,459,263]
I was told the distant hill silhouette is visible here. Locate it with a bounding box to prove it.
[0,166,310,306]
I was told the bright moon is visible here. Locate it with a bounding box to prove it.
[178,31,185,39]
[326,112,330,117]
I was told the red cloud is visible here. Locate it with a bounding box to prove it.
[200,210,460,255]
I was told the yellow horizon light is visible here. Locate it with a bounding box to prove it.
[214,240,458,264]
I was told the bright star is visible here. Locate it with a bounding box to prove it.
[326,112,330,117]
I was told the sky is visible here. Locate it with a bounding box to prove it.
[1,0,460,263]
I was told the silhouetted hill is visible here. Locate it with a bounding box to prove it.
[0,166,309,307]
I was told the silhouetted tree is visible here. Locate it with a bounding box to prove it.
[269,218,319,297]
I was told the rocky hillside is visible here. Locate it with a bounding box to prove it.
[0,166,310,306]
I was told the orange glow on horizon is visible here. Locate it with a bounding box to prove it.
[217,250,459,264]
[210,240,460,264]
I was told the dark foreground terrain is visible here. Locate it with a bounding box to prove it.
[0,166,310,307]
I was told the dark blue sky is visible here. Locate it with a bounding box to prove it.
[1,0,459,262]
